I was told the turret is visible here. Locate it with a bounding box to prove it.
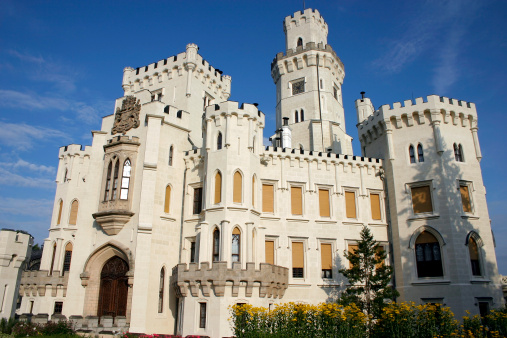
[284,8,328,51]
[355,91,375,123]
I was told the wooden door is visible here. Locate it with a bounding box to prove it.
[98,256,128,317]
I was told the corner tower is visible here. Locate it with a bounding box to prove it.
[271,9,352,154]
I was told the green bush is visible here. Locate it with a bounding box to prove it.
[0,318,18,334]
[11,320,75,337]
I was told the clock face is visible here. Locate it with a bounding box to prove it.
[292,80,305,95]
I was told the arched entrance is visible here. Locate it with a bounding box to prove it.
[98,256,128,317]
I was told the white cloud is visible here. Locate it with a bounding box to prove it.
[0,121,68,150]
[0,159,56,174]
[0,197,53,216]
[0,167,55,188]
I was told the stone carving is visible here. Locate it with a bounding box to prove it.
[112,96,141,135]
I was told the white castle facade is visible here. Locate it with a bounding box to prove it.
[12,8,504,337]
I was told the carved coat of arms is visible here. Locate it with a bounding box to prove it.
[112,96,141,135]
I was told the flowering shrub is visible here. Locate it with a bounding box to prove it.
[11,320,76,337]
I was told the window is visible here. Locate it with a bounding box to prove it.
[217,132,223,150]
[411,185,433,214]
[53,302,63,315]
[193,187,203,214]
[252,176,256,208]
[292,79,305,95]
[63,242,72,272]
[409,145,416,163]
[104,162,112,201]
[291,186,303,215]
[190,242,196,263]
[120,159,131,200]
[214,172,222,204]
[345,191,357,218]
[169,146,173,166]
[469,238,481,276]
[417,144,424,162]
[262,184,274,213]
[57,200,63,225]
[164,185,171,213]
[333,86,338,100]
[460,184,472,213]
[69,200,79,225]
[321,243,332,279]
[112,160,120,200]
[292,242,304,278]
[158,268,165,313]
[50,243,57,275]
[479,301,490,317]
[320,79,323,89]
[176,110,182,118]
[199,302,207,328]
[318,189,330,217]
[370,193,381,220]
[300,109,304,122]
[265,240,274,264]
[295,110,299,123]
[232,228,241,262]
[64,169,68,182]
[233,171,242,203]
[213,228,220,262]
[297,37,303,47]
[454,143,464,162]
[415,231,443,277]
[348,244,358,268]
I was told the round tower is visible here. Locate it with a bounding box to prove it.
[284,8,328,51]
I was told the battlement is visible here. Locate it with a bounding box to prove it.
[58,144,92,158]
[103,135,140,149]
[20,270,69,297]
[271,41,343,70]
[205,101,265,123]
[284,8,328,32]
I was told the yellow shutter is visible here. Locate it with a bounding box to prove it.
[348,244,358,268]
[164,185,171,213]
[233,172,242,203]
[214,172,222,204]
[321,243,332,270]
[370,193,381,220]
[411,186,432,213]
[252,176,255,207]
[345,191,356,218]
[65,242,73,251]
[265,240,274,264]
[291,186,303,215]
[292,242,304,268]
[460,185,472,212]
[57,200,63,225]
[69,200,79,225]
[319,189,330,217]
[415,231,437,244]
[262,184,274,213]
[232,227,241,235]
[469,238,479,260]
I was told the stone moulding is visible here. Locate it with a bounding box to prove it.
[19,270,69,297]
[171,262,288,298]
[92,210,135,235]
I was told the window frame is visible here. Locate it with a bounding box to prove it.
[289,183,305,216]
[458,180,474,215]
[343,188,358,219]
[261,181,277,214]
[198,302,207,329]
[408,181,436,217]
[192,185,203,215]
[319,241,334,279]
[212,228,220,262]
[317,186,332,218]
[233,170,243,204]
[409,145,416,164]
[290,239,307,280]
[265,237,277,265]
[368,190,383,222]
[417,143,424,162]
[413,230,444,279]
[232,227,241,263]
[291,78,305,96]
[120,158,132,200]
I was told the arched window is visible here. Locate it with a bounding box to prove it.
[409,145,416,163]
[50,242,57,275]
[233,171,242,203]
[297,37,303,47]
[69,200,79,225]
[63,242,72,272]
[57,200,63,225]
[217,132,223,150]
[459,144,464,162]
[417,144,424,162]
[104,162,112,201]
[415,231,443,278]
[213,228,220,262]
[454,143,464,162]
[64,169,68,182]
[300,109,304,122]
[232,227,241,262]
[468,238,481,276]
[120,159,131,200]
[158,268,165,313]
[295,110,299,123]
[112,160,120,200]
[214,171,222,204]
[320,79,323,89]
[252,175,256,207]
[169,146,174,166]
[164,185,171,213]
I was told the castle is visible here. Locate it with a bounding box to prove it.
[7,8,503,337]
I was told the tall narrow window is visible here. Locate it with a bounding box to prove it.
[233,171,242,203]
[112,160,120,200]
[50,243,57,275]
[411,186,433,214]
[169,146,174,166]
[295,110,299,123]
[190,242,196,263]
[265,240,274,264]
[214,172,222,204]
[292,242,304,278]
[460,184,472,213]
[469,238,481,276]
[417,144,424,162]
[370,193,381,220]
[193,187,202,214]
[217,132,223,150]
[232,228,241,262]
[415,231,443,277]
[345,191,357,218]
[199,303,207,328]
[57,200,63,225]
[409,145,416,163]
[321,243,332,278]
[333,86,338,100]
[54,302,63,314]
[291,186,303,215]
[104,162,112,201]
[252,176,256,208]
[458,144,464,162]
[300,109,304,122]
[63,242,72,272]
[213,229,220,262]
[297,37,303,47]
[164,185,171,213]
[64,169,68,182]
[318,189,330,217]
[454,143,464,162]
[69,200,79,225]
[262,184,274,213]
[120,159,131,200]
[158,268,165,313]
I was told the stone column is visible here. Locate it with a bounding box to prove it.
[471,125,482,161]
[206,119,212,150]
[384,120,395,160]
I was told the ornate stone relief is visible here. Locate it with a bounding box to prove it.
[112,96,141,135]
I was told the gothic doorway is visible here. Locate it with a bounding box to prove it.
[98,256,128,317]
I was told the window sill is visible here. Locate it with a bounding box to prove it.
[342,221,363,226]
[470,278,490,284]
[315,219,337,224]
[287,217,310,223]
[160,215,176,222]
[412,279,450,286]
[260,215,281,221]
[461,215,479,220]
[227,206,248,212]
[408,214,440,221]
[206,206,224,212]
[368,222,387,226]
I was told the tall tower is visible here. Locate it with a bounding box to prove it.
[271,9,352,154]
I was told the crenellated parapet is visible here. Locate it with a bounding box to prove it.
[172,262,288,298]
[57,144,92,184]
[19,270,69,297]
[205,101,265,124]
[284,8,328,34]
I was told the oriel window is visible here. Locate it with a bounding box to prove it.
[120,159,131,200]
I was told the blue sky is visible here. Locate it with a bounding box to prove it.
[1,0,506,273]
